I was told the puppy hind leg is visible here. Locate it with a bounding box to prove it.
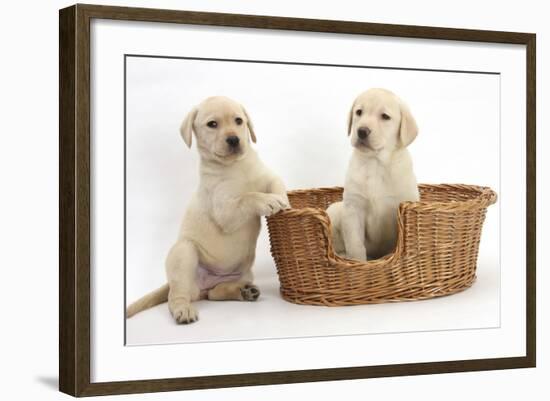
[207,266,259,302]
[326,202,346,256]
[332,229,346,257]
[165,241,201,324]
[207,280,260,301]
[341,203,367,261]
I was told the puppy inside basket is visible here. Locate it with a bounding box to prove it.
[327,88,419,261]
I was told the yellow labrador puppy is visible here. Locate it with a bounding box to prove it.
[327,88,419,261]
[127,96,289,323]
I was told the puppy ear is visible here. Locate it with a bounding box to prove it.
[399,100,418,147]
[347,101,355,136]
[179,107,198,148]
[241,105,257,143]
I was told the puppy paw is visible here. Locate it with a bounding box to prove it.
[169,300,198,324]
[256,194,289,216]
[279,194,291,210]
[240,284,260,301]
[346,246,367,261]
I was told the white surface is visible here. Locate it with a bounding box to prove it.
[124,56,501,345]
[127,262,500,345]
[0,0,547,400]
[90,17,526,383]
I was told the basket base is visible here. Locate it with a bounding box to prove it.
[279,275,477,306]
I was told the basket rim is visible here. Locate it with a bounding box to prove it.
[284,183,497,214]
[267,183,497,270]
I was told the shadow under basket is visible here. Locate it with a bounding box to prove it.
[266,184,497,306]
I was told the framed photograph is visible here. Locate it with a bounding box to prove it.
[59,4,536,397]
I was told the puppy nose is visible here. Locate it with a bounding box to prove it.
[357,127,371,140]
[226,135,240,147]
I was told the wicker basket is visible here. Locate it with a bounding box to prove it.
[266,184,497,306]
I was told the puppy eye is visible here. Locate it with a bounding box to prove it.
[206,120,218,128]
[355,109,362,116]
[235,117,243,125]
[381,113,391,120]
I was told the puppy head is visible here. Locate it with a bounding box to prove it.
[180,96,256,163]
[347,88,418,153]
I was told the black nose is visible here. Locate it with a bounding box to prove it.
[357,127,371,140]
[226,136,240,147]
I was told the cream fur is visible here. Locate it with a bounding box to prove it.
[126,96,289,323]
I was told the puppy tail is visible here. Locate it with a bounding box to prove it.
[126,283,169,318]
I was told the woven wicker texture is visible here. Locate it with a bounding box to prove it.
[266,184,497,306]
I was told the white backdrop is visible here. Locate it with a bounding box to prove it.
[125,55,501,344]
[1,0,547,400]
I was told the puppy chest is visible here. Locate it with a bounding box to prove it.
[348,160,393,197]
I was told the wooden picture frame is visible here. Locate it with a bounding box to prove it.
[59,3,536,397]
